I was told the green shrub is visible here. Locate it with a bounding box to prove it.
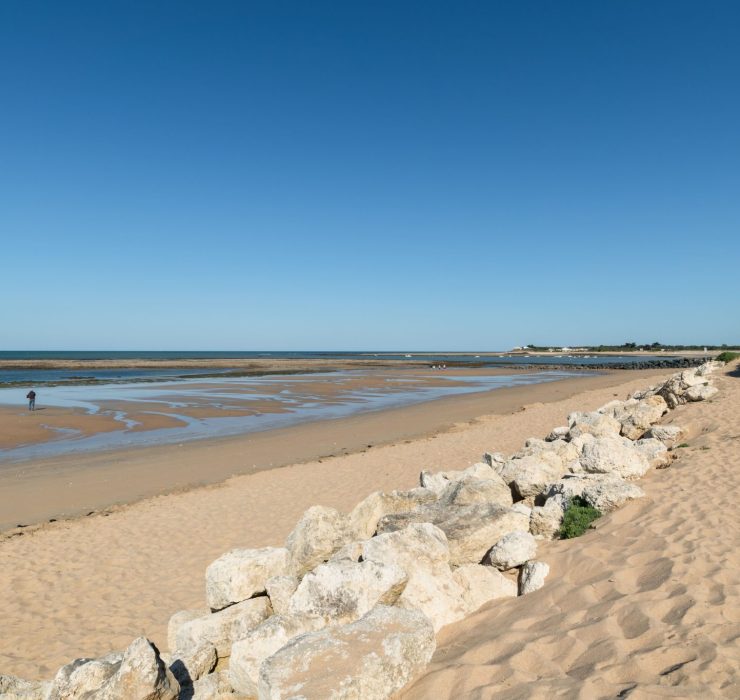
[558,497,602,539]
[676,443,690,448]
[716,351,740,363]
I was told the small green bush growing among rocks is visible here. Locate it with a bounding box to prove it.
[558,497,602,539]
[676,443,690,448]
[716,351,740,363]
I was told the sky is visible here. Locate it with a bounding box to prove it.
[1,1,738,350]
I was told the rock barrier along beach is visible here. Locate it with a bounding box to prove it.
[1,359,735,699]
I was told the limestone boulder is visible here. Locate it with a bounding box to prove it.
[685,383,718,402]
[453,563,517,612]
[229,613,328,692]
[529,496,565,540]
[348,489,437,540]
[439,475,512,507]
[519,561,550,595]
[286,505,353,577]
[483,451,507,469]
[567,411,621,439]
[644,424,684,447]
[361,523,450,574]
[0,675,50,700]
[377,502,528,565]
[395,569,469,631]
[580,476,645,513]
[611,396,668,440]
[191,670,252,699]
[205,547,289,611]
[83,638,178,700]
[287,559,407,622]
[174,597,272,658]
[499,452,564,500]
[545,426,570,442]
[579,435,651,479]
[264,575,300,615]
[46,652,124,700]
[166,642,217,688]
[634,438,671,469]
[484,530,537,570]
[544,473,645,513]
[167,609,209,653]
[258,606,435,700]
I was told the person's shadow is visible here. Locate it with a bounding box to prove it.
[727,362,740,378]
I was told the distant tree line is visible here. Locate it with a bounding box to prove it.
[524,342,740,352]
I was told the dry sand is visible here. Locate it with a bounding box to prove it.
[0,365,738,698]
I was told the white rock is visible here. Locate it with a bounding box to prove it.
[361,523,450,575]
[634,438,671,468]
[0,676,49,700]
[518,561,550,595]
[579,435,651,479]
[47,652,124,700]
[286,505,353,577]
[264,575,300,615]
[168,641,217,687]
[258,606,435,700]
[191,670,252,699]
[610,396,668,440]
[529,497,565,540]
[440,475,513,507]
[685,384,718,402]
[483,451,507,469]
[287,559,407,622]
[499,452,564,499]
[644,424,684,446]
[174,597,272,658]
[90,637,179,700]
[205,547,289,611]
[567,411,621,439]
[511,502,532,518]
[229,613,327,692]
[347,489,437,540]
[580,477,645,513]
[377,502,529,566]
[453,563,517,611]
[395,569,469,631]
[167,609,209,653]
[545,426,570,441]
[484,530,537,570]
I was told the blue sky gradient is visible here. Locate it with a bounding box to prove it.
[1,1,738,350]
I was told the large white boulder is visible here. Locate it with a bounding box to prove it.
[579,435,651,479]
[165,642,217,687]
[0,675,50,700]
[529,496,565,540]
[544,473,645,513]
[229,613,328,692]
[286,505,354,577]
[377,502,528,566]
[609,396,668,440]
[440,474,513,507]
[46,652,124,700]
[191,670,252,699]
[567,411,621,439]
[174,597,272,658]
[205,547,289,611]
[264,575,300,616]
[167,609,209,652]
[258,606,435,700]
[633,438,671,469]
[644,424,684,447]
[287,559,407,622]
[685,384,718,402]
[453,563,518,611]
[498,452,564,500]
[519,561,550,595]
[361,523,466,631]
[61,638,179,700]
[484,530,537,570]
[347,489,437,540]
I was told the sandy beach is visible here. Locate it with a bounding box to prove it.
[0,365,711,683]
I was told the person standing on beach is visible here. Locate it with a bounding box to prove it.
[26,390,36,411]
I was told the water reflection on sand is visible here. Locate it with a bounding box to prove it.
[0,369,581,462]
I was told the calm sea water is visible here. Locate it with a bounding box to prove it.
[0,351,677,386]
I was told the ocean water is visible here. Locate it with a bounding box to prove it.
[0,350,676,386]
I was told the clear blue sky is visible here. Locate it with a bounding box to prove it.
[1,1,738,350]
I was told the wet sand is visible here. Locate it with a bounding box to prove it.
[0,367,681,679]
